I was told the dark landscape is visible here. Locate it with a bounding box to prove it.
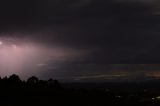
[0,74,160,106]
[0,0,160,106]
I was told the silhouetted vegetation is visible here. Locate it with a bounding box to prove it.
[1,74,160,106]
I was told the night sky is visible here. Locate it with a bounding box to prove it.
[0,0,160,82]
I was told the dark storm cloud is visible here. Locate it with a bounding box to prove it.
[0,0,160,80]
[0,0,159,64]
[46,1,159,64]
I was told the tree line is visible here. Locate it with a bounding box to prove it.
[0,74,62,89]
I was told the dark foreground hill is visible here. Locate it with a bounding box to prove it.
[1,74,160,106]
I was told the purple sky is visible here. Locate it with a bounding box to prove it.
[0,0,159,82]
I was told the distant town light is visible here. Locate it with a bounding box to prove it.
[116,96,122,98]
[156,96,160,100]
[152,98,155,100]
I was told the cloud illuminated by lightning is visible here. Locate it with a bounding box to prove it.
[0,36,89,79]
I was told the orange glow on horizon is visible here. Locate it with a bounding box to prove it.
[146,72,160,78]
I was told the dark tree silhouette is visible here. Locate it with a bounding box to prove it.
[8,74,21,81]
[48,79,62,89]
[27,76,39,84]
[53,79,62,89]
[38,80,48,87]
[8,74,22,86]
[48,78,54,84]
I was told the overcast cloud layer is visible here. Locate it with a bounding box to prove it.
[0,0,159,81]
